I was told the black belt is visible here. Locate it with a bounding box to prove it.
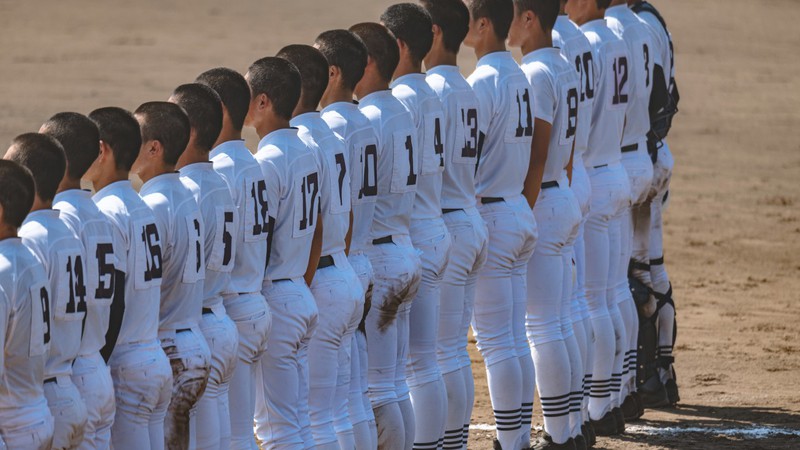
[318,255,334,269]
[442,208,462,214]
[480,197,504,204]
[372,235,394,245]
[177,328,191,333]
[593,164,608,169]
[44,377,56,384]
[202,307,213,315]
[621,143,639,153]
[273,278,291,283]
[541,181,559,189]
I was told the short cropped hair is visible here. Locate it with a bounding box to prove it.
[349,23,400,82]
[171,83,223,152]
[40,112,99,180]
[420,0,471,54]
[195,67,251,132]
[276,45,330,111]
[6,133,66,202]
[315,30,369,91]
[0,160,36,228]
[514,0,560,31]
[134,102,191,166]
[380,3,434,64]
[247,57,302,121]
[89,107,142,171]
[596,0,611,9]
[466,0,514,41]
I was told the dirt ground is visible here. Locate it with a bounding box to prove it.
[2,0,799,448]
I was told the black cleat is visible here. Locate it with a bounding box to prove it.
[493,438,503,450]
[621,393,643,421]
[612,407,626,434]
[665,378,680,405]
[573,434,588,450]
[530,433,577,450]
[639,375,670,408]
[590,410,618,436]
[582,422,596,447]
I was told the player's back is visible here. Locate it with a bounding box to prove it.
[606,5,656,146]
[554,16,595,162]
[391,73,446,221]
[292,112,351,258]
[140,173,205,332]
[426,65,483,210]
[0,238,51,429]
[358,90,418,239]
[93,181,162,349]
[180,163,237,313]
[580,19,630,167]
[54,189,118,359]
[520,48,581,184]
[255,128,321,281]
[20,209,86,380]
[635,3,673,90]
[210,141,269,297]
[321,102,378,255]
[467,51,534,198]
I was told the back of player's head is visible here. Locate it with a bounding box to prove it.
[171,83,223,152]
[348,22,400,82]
[596,0,611,9]
[466,0,514,41]
[5,133,66,202]
[89,107,142,171]
[40,112,100,181]
[276,44,330,111]
[514,0,560,30]
[0,160,35,228]
[380,3,434,64]
[314,29,369,91]
[134,102,191,166]
[419,0,471,54]
[247,57,302,121]
[195,67,251,132]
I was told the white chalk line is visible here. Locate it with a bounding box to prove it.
[469,423,800,438]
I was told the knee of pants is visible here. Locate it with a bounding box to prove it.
[367,383,399,409]
[407,349,441,388]
[525,316,563,346]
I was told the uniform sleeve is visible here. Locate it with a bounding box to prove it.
[0,285,8,373]
[531,67,557,125]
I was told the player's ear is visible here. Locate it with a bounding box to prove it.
[431,23,442,41]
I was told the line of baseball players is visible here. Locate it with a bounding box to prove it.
[0,0,679,449]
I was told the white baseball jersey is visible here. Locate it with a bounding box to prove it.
[254,128,322,281]
[520,47,581,184]
[579,19,630,167]
[210,140,269,295]
[467,51,534,198]
[180,163,237,313]
[426,65,484,210]
[20,209,87,380]
[0,238,50,428]
[54,189,118,358]
[140,173,205,332]
[636,7,673,93]
[606,5,656,147]
[292,112,351,257]
[554,16,595,162]
[391,73,446,221]
[320,102,378,254]
[358,90,419,239]
[93,181,163,348]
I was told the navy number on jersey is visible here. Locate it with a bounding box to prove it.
[575,52,595,102]
[643,43,650,87]
[65,254,87,315]
[515,89,533,138]
[249,179,270,238]
[612,56,629,105]
[298,172,320,232]
[29,283,51,356]
[565,87,579,141]
[135,221,163,289]
[95,242,115,302]
[358,143,378,200]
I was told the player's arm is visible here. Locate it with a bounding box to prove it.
[0,286,8,375]
[304,216,324,286]
[523,118,550,210]
[344,211,353,256]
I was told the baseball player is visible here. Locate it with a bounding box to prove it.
[630,0,679,409]
[172,83,240,450]
[566,0,633,436]
[277,44,364,450]
[349,21,423,450]
[245,56,322,450]
[462,0,539,448]
[0,159,54,450]
[420,0,489,448]
[552,4,597,446]
[195,68,272,450]
[42,113,118,450]
[508,0,584,448]
[86,107,173,450]
[381,4,452,450]
[315,28,380,450]
[605,0,657,421]
[6,133,90,450]
[132,102,212,450]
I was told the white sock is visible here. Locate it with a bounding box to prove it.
[410,378,447,450]
[533,340,572,444]
[486,358,522,450]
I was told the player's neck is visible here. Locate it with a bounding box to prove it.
[393,58,422,79]
[354,76,390,101]
[56,176,82,194]
[176,145,209,170]
[292,104,317,118]
[424,45,459,69]
[473,38,506,60]
[92,169,128,192]
[0,224,17,241]
[138,165,174,185]
[214,121,243,147]
[521,31,553,57]
[320,88,355,108]
[29,195,52,213]
[256,118,291,140]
